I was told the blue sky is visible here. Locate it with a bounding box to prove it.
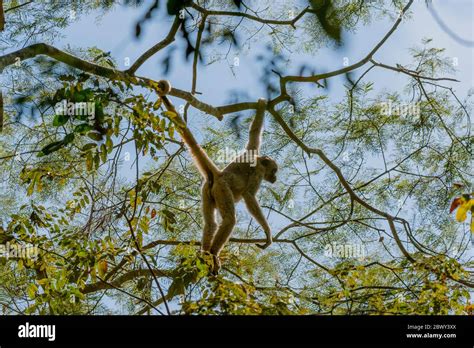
[59,0,473,107]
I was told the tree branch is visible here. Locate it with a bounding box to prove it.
[370,59,459,82]
[267,106,415,263]
[280,0,414,90]
[190,3,313,28]
[0,43,227,119]
[126,16,181,74]
[82,268,173,294]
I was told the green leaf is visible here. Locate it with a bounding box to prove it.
[81,143,97,152]
[309,0,342,44]
[85,151,93,171]
[167,278,185,299]
[163,111,177,119]
[27,283,38,299]
[106,136,113,153]
[94,151,100,169]
[268,188,282,203]
[27,180,35,196]
[63,133,75,144]
[38,141,65,157]
[136,230,143,248]
[100,144,107,163]
[74,123,94,134]
[87,131,103,141]
[53,114,70,127]
[95,101,104,122]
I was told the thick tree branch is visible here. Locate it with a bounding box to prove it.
[82,268,173,294]
[0,43,227,119]
[140,237,293,251]
[0,43,128,78]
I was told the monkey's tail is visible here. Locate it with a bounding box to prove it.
[157,85,221,180]
[175,121,221,180]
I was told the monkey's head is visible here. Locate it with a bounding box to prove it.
[259,156,278,184]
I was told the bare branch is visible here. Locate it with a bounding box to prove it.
[190,3,313,28]
[370,59,459,82]
[126,16,181,74]
[280,0,415,90]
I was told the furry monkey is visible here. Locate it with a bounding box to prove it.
[154,80,277,273]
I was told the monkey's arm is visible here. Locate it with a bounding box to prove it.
[245,98,267,152]
[243,193,272,249]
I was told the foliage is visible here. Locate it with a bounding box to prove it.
[0,0,472,315]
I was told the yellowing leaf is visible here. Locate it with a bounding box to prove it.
[153,99,162,110]
[163,111,177,119]
[37,278,48,285]
[27,284,38,299]
[98,260,108,278]
[455,202,469,222]
[85,151,93,171]
[106,136,113,154]
[90,267,97,282]
[100,144,107,163]
[27,181,35,196]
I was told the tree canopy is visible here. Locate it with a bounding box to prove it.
[0,0,472,315]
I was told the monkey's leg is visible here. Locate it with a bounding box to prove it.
[243,194,273,249]
[209,182,236,258]
[201,183,217,252]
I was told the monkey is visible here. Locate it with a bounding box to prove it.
[154,80,277,273]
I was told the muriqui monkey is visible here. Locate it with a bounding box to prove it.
[154,80,277,272]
